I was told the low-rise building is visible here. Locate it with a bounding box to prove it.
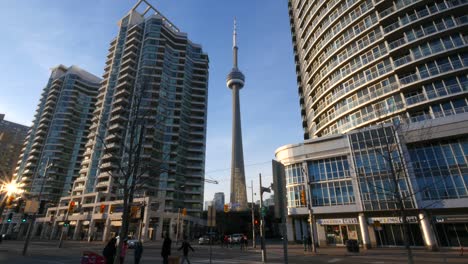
[275,114,468,249]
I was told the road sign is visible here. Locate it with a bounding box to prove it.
[24,200,40,214]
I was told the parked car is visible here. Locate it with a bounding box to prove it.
[198,235,211,245]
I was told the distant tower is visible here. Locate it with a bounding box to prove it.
[226,20,248,211]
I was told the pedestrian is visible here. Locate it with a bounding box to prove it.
[178,236,194,264]
[243,234,248,250]
[302,235,307,251]
[120,239,128,264]
[307,234,312,252]
[240,235,244,251]
[102,237,117,264]
[134,241,143,264]
[161,233,172,264]
[224,235,230,248]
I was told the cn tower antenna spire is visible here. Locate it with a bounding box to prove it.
[233,18,239,69]
[233,18,237,48]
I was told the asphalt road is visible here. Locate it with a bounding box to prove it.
[0,239,467,263]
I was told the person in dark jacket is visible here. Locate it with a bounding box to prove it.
[134,241,143,264]
[178,236,194,264]
[161,233,172,264]
[103,237,117,264]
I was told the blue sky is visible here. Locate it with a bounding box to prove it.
[0,0,302,204]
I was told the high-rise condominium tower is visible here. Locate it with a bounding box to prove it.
[58,0,207,228]
[288,0,468,139]
[0,114,29,180]
[14,65,100,202]
[227,21,248,211]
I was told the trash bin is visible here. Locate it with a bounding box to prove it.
[168,256,180,264]
[345,239,359,253]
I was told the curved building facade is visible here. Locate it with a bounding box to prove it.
[288,0,468,139]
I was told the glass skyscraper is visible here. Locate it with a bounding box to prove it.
[13,65,100,203]
[275,0,468,249]
[39,1,209,242]
[288,0,468,139]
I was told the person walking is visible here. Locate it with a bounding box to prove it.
[161,233,172,264]
[243,234,248,250]
[240,235,245,251]
[102,237,117,264]
[178,236,194,264]
[120,239,128,264]
[134,241,143,264]
[302,235,307,252]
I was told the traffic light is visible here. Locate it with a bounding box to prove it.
[7,213,13,222]
[224,204,229,213]
[21,214,28,223]
[300,189,307,206]
[254,219,259,225]
[64,221,70,227]
[109,205,114,214]
[182,208,187,216]
[6,196,14,207]
[100,204,106,214]
[68,201,75,213]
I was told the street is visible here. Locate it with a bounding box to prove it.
[1,239,467,263]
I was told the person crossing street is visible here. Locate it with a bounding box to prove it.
[178,236,195,264]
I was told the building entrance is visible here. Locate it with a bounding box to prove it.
[325,224,359,245]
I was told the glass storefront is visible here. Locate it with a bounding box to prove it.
[435,223,468,247]
[325,224,360,245]
[374,224,424,247]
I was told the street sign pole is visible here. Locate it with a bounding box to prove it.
[259,173,267,263]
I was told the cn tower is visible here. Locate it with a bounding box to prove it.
[226,20,248,211]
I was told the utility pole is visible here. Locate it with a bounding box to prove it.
[259,173,267,263]
[175,208,181,245]
[250,180,256,248]
[302,166,317,253]
[23,158,53,256]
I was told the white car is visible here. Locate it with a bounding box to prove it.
[198,235,211,245]
[230,234,243,243]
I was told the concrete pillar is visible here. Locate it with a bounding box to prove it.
[317,223,326,246]
[6,223,13,235]
[40,223,50,239]
[87,220,95,242]
[0,223,7,234]
[50,222,58,240]
[419,212,438,251]
[169,217,175,240]
[141,206,150,241]
[358,213,371,249]
[102,218,111,242]
[155,216,163,240]
[73,221,82,240]
[286,216,295,243]
[31,222,40,238]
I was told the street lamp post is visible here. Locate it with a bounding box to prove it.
[23,158,54,256]
[302,165,317,253]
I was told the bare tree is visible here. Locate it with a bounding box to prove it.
[348,114,439,264]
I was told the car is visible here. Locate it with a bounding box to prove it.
[198,235,211,245]
[230,233,243,244]
[127,239,139,249]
